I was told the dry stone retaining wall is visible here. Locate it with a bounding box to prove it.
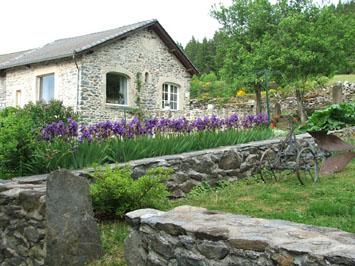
[124,206,355,266]
[0,171,103,266]
[1,131,354,265]
[186,82,355,121]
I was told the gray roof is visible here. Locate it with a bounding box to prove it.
[0,50,33,65]
[0,19,157,70]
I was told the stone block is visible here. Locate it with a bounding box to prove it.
[45,170,104,266]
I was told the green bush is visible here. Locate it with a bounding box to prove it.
[0,101,80,179]
[190,73,233,99]
[0,108,38,178]
[23,100,79,129]
[90,166,172,217]
[301,102,355,132]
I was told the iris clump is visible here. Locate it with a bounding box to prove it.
[23,113,273,176]
[38,113,269,142]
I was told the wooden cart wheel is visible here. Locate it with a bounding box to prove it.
[296,147,319,185]
[259,149,279,183]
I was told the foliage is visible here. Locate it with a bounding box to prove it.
[0,108,37,178]
[190,74,233,98]
[169,158,355,233]
[212,0,351,86]
[23,100,79,129]
[19,113,272,176]
[107,126,273,163]
[89,152,355,265]
[184,36,217,74]
[300,102,355,131]
[89,221,129,266]
[0,100,80,178]
[24,139,110,175]
[38,113,269,142]
[90,166,171,217]
[26,119,273,175]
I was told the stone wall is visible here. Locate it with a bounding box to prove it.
[184,82,355,120]
[0,171,103,266]
[2,58,78,109]
[94,133,315,198]
[0,176,46,265]
[0,76,5,109]
[124,206,355,266]
[79,28,191,124]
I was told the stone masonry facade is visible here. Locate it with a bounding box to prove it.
[79,28,191,124]
[1,28,192,125]
[1,58,78,109]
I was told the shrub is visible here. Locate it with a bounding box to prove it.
[0,108,38,178]
[90,166,172,217]
[301,102,355,132]
[23,100,79,129]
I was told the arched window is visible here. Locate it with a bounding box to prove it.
[106,72,128,105]
[162,83,178,110]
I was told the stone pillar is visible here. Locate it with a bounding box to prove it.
[45,170,104,266]
[332,82,343,104]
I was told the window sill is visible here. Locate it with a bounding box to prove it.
[105,103,136,110]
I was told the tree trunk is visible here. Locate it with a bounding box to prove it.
[255,84,262,115]
[295,89,307,124]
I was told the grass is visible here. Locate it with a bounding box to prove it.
[327,74,355,84]
[89,222,129,266]
[89,155,355,265]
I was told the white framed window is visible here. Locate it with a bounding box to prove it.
[162,83,178,110]
[16,90,22,107]
[39,74,54,103]
[106,72,128,105]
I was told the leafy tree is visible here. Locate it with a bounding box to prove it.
[212,0,353,122]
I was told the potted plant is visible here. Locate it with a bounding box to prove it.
[270,119,276,128]
[164,102,170,110]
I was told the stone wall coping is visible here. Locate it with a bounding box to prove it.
[126,205,355,261]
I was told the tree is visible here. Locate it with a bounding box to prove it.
[185,37,217,74]
[212,0,352,122]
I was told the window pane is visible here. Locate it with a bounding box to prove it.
[162,83,179,110]
[106,73,127,105]
[40,74,54,103]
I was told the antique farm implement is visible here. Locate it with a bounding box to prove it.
[259,122,321,185]
[307,130,355,175]
[259,118,355,185]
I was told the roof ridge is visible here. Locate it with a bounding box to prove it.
[55,19,157,44]
[74,19,158,53]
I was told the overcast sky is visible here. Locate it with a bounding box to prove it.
[0,0,233,55]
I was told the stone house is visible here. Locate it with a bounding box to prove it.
[0,19,198,124]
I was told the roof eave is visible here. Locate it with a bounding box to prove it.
[0,53,74,70]
[151,22,199,76]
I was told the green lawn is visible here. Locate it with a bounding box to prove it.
[327,74,355,84]
[90,156,355,265]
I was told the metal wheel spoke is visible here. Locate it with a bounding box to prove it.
[296,148,319,185]
[259,149,279,183]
